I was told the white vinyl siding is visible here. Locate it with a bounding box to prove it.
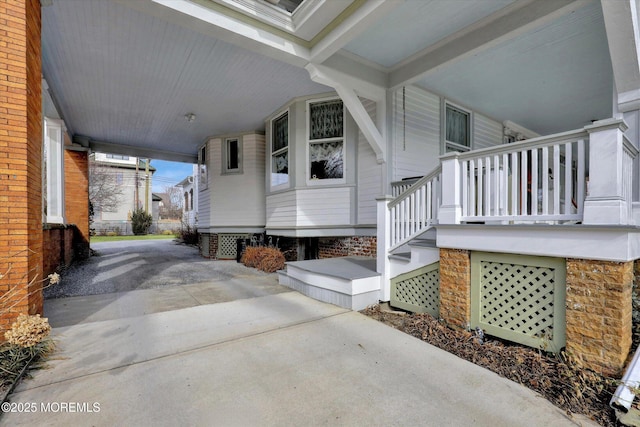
[205,134,265,228]
[473,112,503,150]
[393,86,440,181]
[266,187,352,228]
[358,98,382,224]
[197,142,213,229]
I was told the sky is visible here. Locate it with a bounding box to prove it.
[150,160,195,194]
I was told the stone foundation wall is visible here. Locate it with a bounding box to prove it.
[566,258,633,376]
[438,248,471,329]
[318,236,376,259]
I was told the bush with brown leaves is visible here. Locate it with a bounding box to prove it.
[241,247,285,273]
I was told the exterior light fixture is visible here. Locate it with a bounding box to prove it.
[185,113,196,123]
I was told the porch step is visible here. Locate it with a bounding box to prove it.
[409,238,437,248]
[389,252,411,262]
[278,257,381,311]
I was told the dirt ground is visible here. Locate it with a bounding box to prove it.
[361,304,620,427]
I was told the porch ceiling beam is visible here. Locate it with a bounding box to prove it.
[306,63,386,163]
[80,137,197,164]
[146,0,310,67]
[309,0,400,64]
[389,0,588,89]
[601,0,640,112]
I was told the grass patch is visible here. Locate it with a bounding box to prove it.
[90,234,176,243]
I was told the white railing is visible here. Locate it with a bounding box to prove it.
[453,129,589,223]
[388,167,441,250]
[391,177,421,197]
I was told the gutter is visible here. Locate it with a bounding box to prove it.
[611,346,640,412]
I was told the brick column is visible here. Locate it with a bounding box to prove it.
[566,258,633,376]
[0,0,43,332]
[439,248,471,329]
[65,149,90,259]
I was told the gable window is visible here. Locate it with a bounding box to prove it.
[308,99,344,181]
[106,154,129,161]
[444,103,471,152]
[223,137,242,174]
[271,112,289,187]
[43,118,65,224]
[199,144,208,190]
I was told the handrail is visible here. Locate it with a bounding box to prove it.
[389,166,442,209]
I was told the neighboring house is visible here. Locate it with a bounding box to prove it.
[90,153,155,235]
[177,165,199,228]
[4,0,640,381]
[151,193,162,222]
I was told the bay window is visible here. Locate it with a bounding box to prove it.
[308,99,344,181]
[271,111,289,187]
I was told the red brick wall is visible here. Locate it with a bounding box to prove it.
[64,148,90,259]
[318,236,377,259]
[0,0,43,333]
[42,226,75,277]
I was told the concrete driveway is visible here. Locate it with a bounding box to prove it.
[3,240,595,426]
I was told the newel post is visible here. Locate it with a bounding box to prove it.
[376,195,393,302]
[438,153,462,224]
[583,118,636,225]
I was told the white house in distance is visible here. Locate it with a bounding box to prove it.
[38,0,640,380]
[177,164,199,228]
[91,153,155,235]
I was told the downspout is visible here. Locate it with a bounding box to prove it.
[611,345,640,412]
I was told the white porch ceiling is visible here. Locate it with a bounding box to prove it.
[41,0,616,160]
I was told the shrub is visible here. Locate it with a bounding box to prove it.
[106,231,118,237]
[179,222,198,245]
[162,230,174,236]
[241,247,285,273]
[5,314,51,348]
[131,208,153,235]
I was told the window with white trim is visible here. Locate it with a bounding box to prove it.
[444,103,471,153]
[106,154,129,160]
[271,112,289,187]
[199,144,208,190]
[308,99,344,181]
[223,137,242,174]
[43,118,65,224]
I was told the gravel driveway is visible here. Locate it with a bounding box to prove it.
[44,239,286,299]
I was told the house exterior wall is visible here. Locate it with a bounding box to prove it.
[391,85,504,182]
[64,147,90,258]
[318,236,377,259]
[42,225,74,277]
[0,0,43,333]
[197,141,211,229]
[206,133,265,229]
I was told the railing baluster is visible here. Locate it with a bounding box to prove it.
[577,139,585,215]
[477,158,484,217]
[510,152,518,216]
[462,160,468,217]
[564,143,572,215]
[542,146,549,215]
[553,144,560,215]
[494,154,500,217]
[484,156,491,217]
[469,159,476,217]
[521,150,528,216]
[501,153,508,216]
[410,192,416,235]
[531,148,538,216]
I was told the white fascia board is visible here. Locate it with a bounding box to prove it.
[436,224,640,262]
[389,0,585,89]
[152,0,310,66]
[309,0,400,63]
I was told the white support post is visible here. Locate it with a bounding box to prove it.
[438,153,462,224]
[583,118,635,225]
[376,195,394,302]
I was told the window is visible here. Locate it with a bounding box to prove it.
[223,138,242,174]
[43,118,65,224]
[189,189,194,211]
[116,173,124,185]
[106,154,129,160]
[308,99,344,181]
[444,103,471,152]
[271,112,289,187]
[184,192,189,212]
[199,144,208,190]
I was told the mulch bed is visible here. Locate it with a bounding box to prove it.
[361,305,620,427]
